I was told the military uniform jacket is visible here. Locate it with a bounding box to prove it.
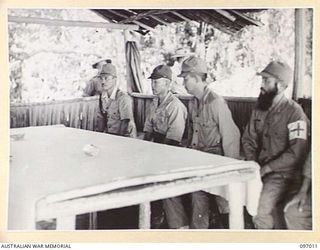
[242,94,309,178]
[99,89,136,137]
[143,92,187,143]
[190,87,240,158]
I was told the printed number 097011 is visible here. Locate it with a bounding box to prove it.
[300,244,318,248]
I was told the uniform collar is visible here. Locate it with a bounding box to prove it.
[156,92,174,108]
[109,86,119,100]
[200,86,212,104]
[269,93,287,113]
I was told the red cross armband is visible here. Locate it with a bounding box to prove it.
[287,120,307,140]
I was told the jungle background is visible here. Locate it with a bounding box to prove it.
[8,8,313,103]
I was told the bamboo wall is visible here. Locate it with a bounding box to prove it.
[10,96,101,131]
[10,94,258,134]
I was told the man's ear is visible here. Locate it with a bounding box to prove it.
[277,80,287,91]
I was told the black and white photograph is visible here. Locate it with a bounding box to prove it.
[7,7,313,234]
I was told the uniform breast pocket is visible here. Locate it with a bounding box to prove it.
[273,127,288,140]
[254,119,264,133]
[200,118,216,132]
[154,112,168,133]
[110,111,120,120]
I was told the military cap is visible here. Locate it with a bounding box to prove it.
[148,65,172,81]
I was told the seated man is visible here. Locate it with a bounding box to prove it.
[83,59,112,97]
[242,61,309,229]
[143,64,188,228]
[144,64,187,145]
[165,56,241,229]
[99,62,136,137]
[95,62,137,229]
[83,59,112,132]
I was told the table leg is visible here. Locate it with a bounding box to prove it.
[139,202,151,229]
[228,182,244,229]
[56,215,76,230]
[89,212,98,229]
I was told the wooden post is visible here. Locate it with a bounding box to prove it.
[139,202,151,229]
[89,212,98,230]
[293,9,306,100]
[228,182,244,229]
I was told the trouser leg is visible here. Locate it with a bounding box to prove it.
[190,191,210,229]
[151,200,166,229]
[253,173,299,229]
[162,196,189,229]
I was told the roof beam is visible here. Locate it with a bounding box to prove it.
[8,15,139,30]
[201,10,241,32]
[229,10,263,26]
[215,9,237,22]
[104,9,156,32]
[171,11,193,22]
[149,15,170,26]
[181,10,235,34]
[119,9,171,24]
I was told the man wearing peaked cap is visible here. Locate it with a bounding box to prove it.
[164,56,241,229]
[144,64,187,146]
[98,62,136,138]
[242,60,310,229]
[171,48,194,59]
[177,56,208,77]
[143,64,188,229]
[148,64,173,81]
[257,61,293,85]
[82,59,114,132]
[83,59,112,97]
[92,59,112,70]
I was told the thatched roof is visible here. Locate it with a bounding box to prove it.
[92,9,264,35]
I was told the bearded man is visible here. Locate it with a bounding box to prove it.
[241,61,310,229]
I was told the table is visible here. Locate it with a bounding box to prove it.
[9,125,262,230]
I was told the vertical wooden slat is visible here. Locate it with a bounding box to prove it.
[90,99,98,131]
[40,104,45,125]
[70,102,77,128]
[69,101,76,128]
[82,98,92,131]
[46,104,52,125]
[144,98,153,124]
[80,101,88,130]
[135,97,143,132]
